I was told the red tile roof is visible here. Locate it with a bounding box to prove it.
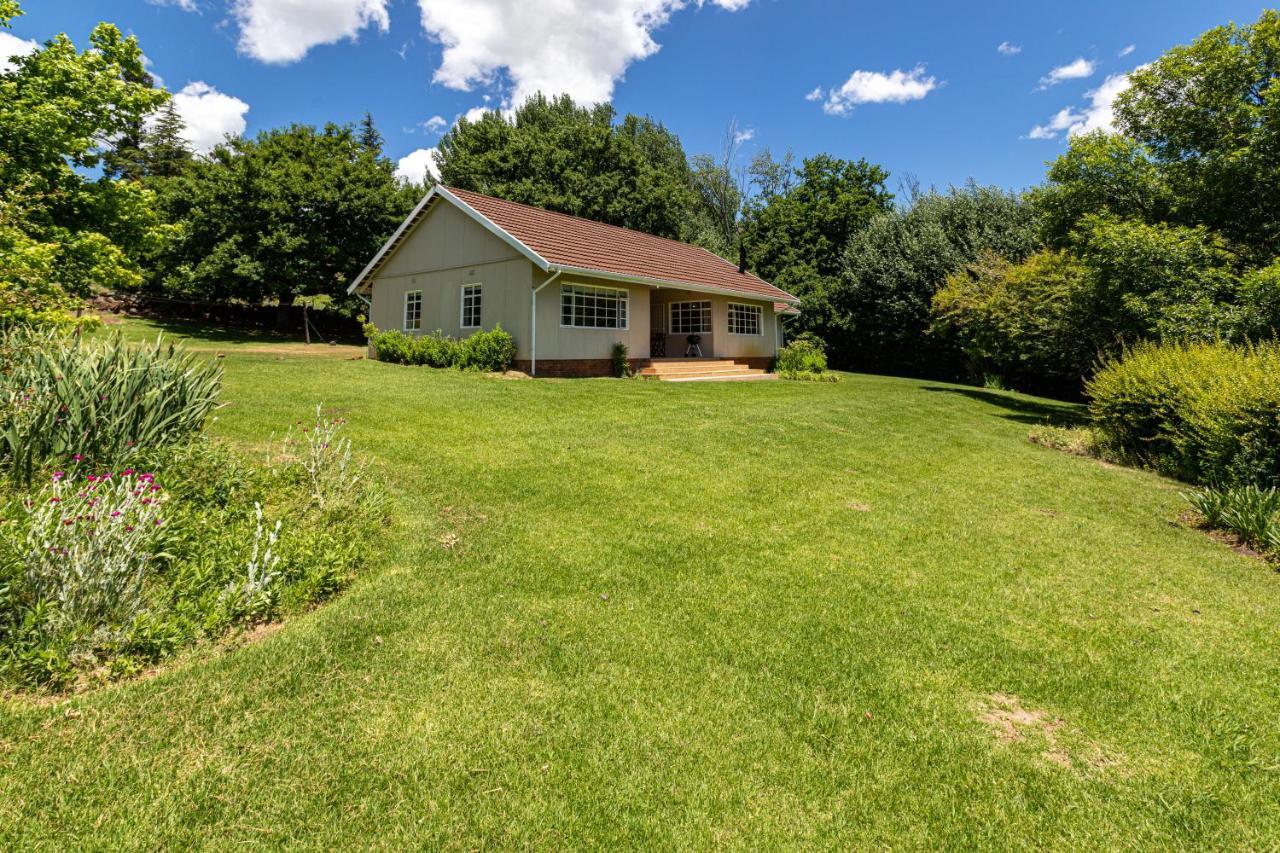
[446,187,798,303]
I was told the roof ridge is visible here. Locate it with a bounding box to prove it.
[447,186,753,271]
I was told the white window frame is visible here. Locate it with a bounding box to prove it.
[727,302,763,336]
[560,282,630,330]
[669,300,711,335]
[403,290,422,331]
[460,283,482,329]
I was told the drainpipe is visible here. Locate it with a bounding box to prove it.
[530,269,562,377]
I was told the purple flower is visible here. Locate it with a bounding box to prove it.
[72,453,83,462]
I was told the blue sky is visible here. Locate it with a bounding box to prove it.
[3,0,1264,194]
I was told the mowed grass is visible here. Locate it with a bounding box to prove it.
[2,322,1279,848]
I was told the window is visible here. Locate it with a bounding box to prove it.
[727,302,762,335]
[403,290,422,331]
[669,300,711,334]
[460,283,482,328]
[560,283,628,329]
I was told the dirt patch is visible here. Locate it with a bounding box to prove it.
[977,693,1118,773]
[847,501,872,512]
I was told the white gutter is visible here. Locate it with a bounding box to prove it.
[530,270,562,377]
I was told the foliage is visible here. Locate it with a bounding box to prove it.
[1087,341,1280,487]
[610,341,630,378]
[366,325,515,372]
[1183,485,1280,557]
[743,154,893,342]
[148,122,418,311]
[1070,214,1242,344]
[932,250,1098,395]
[1028,424,1104,458]
[0,4,170,298]
[1030,132,1172,248]
[276,406,360,508]
[0,425,385,690]
[840,184,1041,375]
[776,333,829,376]
[438,94,699,243]
[19,470,166,636]
[0,328,222,485]
[1115,10,1280,262]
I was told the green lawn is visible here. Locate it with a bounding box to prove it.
[3,322,1278,848]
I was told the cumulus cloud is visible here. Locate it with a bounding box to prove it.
[1038,57,1095,88]
[416,0,752,106]
[997,41,1022,56]
[421,114,448,134]
[232,0,390,64]
[804,85,823,102]
[395,148,440,184]
[171,81,250,153]
[0,30,38,74]
[1027,70,1139,140]
[818,66,938,116]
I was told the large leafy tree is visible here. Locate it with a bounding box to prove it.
[0,2,169,299]
[437,94,699,241]
[740,153,893,357]
[1114,10,1279,261]
[150,122,418,315]
[836,183,1039,375]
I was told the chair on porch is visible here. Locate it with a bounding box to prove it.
[650,331,666,358]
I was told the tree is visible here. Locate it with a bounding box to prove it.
[141,101,193,179]
[0,2,169,298]
[932,250,1098,395]
[740,154,892,357]
[436,94,699,241]
[358,111,384,155]
[149,123,418,319]
[1115,10,1280,261]
[1030,131,1170,248]
[836,184,1039,375]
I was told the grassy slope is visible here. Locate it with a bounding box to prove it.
[2,324,1278,848]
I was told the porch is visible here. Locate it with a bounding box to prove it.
[636,357,776,382]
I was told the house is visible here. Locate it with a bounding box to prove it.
[348,186,801,378]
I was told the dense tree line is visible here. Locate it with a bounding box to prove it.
[2,0,1275,399]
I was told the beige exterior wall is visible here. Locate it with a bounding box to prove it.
[368,201,534,355]
[366,198,780,363]
[650,288,778,359]
[532,272,652,361]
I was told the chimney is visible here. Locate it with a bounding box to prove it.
[738,241,747,274]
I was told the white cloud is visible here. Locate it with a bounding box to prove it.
[0,30,37,74]
[1039,57,1095,88]
[733,127,755,144]
[232,0,390,64]
[462,105,491,123]
[171,81,250,153]
[147,0,199,11]
[997,41,1022,56]
[1027,69,1140,140]
[804,85,823,101]
[416,0,752,107]
[820,66,937,116]
[395,147,440,184]
[1119,44,1135,57]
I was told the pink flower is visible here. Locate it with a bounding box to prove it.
[72,454,83,462]
[111,511,121,517]
[52,471,65,481]
[122,468,134,476]
[48,497,61,504]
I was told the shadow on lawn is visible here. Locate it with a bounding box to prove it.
[109,317,363,348]
[921,385,1086,427]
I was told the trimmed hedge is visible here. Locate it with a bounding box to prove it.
[1087,341,1280,487]
[365,325,516,372]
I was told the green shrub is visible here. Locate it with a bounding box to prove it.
[366,325,515,372]
[456,325,516,372]
[610,342,630,378]
[1088,341,1280,487]
[0,328,223,485]
[777,334,831,379]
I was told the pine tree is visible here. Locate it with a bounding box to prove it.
[103,67,156,180]
[358,111,383,155]
[143,100,192,177]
